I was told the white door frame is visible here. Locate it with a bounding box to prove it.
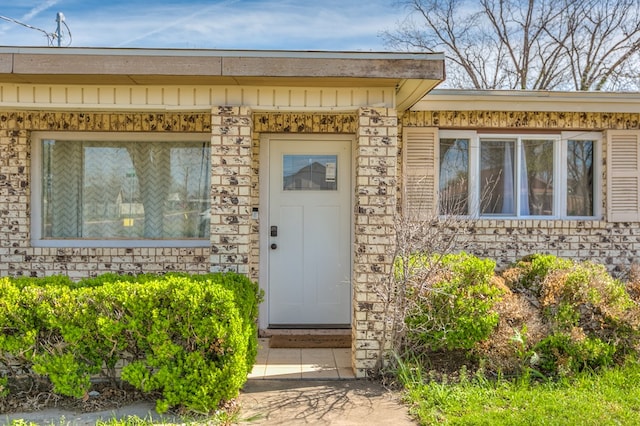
[258,133,355,330]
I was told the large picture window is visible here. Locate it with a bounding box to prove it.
[438,131,599,219]
[34,133,211,246]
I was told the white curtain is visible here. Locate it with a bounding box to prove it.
[502,143,514,214]
[501,142,530,215]
[520,143,530,215]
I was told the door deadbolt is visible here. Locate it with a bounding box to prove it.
[270,226,278,237]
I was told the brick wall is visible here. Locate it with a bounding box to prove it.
[210,107,253,274]
[460,220,640,275]
[353,107,398,377]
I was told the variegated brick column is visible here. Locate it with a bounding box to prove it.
[353,107,398,377]
[210,107,253,274]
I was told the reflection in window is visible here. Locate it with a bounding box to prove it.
[283,155,337,190]
[567,140,594,216]
[480,138,554,216]
[42,139,210,239]
[439,138,469,215]
[438,132,598,219]
[522,140,554,216]
[480,140,516,215]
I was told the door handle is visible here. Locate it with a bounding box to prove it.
[271,243,277,250]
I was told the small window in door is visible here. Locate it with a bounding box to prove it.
[283,155,338,191]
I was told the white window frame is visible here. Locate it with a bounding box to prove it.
[31,131,212,248]
[438,130,601,220]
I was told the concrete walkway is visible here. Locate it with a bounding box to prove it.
[4,339,415,425]
[237,379,414,425]
[236,339,415,424]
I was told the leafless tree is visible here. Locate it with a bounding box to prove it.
[383,0,640,90]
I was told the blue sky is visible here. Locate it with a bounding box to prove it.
[0,0,405,51]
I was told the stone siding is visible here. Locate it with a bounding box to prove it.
[404,110,640,130]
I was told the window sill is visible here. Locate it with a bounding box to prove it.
[31,239,210,248]
[471,218,606,229]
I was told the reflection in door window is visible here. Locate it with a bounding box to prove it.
[283,155,338,190]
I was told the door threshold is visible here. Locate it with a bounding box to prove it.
[266,324,350,330]
[260,328,351,337]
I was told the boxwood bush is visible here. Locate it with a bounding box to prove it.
[0,272,262,414]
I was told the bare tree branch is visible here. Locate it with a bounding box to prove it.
[383,0,640,90]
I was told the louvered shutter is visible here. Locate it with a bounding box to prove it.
[403,127,438,219]
[607,130,640,222]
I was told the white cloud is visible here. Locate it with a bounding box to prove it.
[22,0,61,21]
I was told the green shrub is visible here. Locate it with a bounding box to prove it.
[0,278,41,378]
[25,284,104,398]
[0,272,262,414]
[403,252,503,352]
[541,263,638,333]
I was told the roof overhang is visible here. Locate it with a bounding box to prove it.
[415,89,640,113]
[0,47,445,110]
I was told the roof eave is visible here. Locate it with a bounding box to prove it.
[414,88,640,113]
[0,47,446,89]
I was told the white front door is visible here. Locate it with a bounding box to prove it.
[267,137,352,326]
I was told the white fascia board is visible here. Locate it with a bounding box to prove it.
[414,89,640,113]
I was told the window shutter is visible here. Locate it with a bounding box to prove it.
[403,127,438,219]
[607,130,640,222]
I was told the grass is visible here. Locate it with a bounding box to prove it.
[398,359,640,425]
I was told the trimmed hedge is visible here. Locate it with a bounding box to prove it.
[0,272,262,414]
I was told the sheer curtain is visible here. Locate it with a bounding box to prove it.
[44,140,210,239]
[502,143,514,214]
[520,143,530,215]
[501,142,530,215]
